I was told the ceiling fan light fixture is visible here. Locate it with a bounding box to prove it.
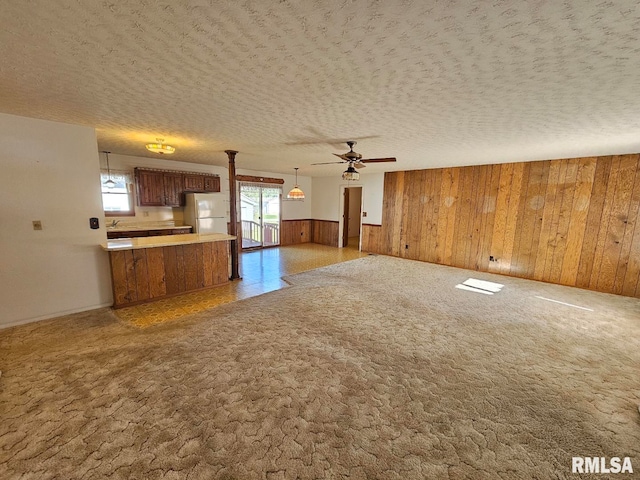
[287,167,305,200]
[342,165,360,181]
[145,138,175,154]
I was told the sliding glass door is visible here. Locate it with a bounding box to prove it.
[261,186,281,247]
[239,183,281,249]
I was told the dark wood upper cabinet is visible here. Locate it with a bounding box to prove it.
[184,173,205,192]
[135,168,220,206]
[135,169,165,206]
[204,175,221,192]
[163,172,184,206]
[184,173,220,192]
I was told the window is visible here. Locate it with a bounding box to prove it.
[101,170,134,216]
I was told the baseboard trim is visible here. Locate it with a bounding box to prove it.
[0,302,113,330]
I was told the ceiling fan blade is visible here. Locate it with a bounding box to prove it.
[311,161,346,166]
[285,134,381,147]
[354,162,367,169]
[333,153,351,161]
[360,157,397,163]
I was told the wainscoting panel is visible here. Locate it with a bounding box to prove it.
[311,220,339,247]
[361,224,383,254]
[281,220,312,246]
[378,154,640,297]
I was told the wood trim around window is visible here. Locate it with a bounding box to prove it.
[236,175,285,185]
[105,210,135,217]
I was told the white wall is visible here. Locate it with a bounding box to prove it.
[0,113,112,328]
[236,168,312,220]
[311,173,385,224]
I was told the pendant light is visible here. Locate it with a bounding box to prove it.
[103,151,116,189]
[287,168,305,200]
[145,138,175,154]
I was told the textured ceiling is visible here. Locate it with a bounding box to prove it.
[2,0,640,176]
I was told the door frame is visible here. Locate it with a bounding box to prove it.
[338,184,363,250]
[239,184,282,251]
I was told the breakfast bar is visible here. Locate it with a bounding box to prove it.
[101,233,235,308]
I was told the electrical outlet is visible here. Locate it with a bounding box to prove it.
[32,220,42,230]
[362,211,367,217]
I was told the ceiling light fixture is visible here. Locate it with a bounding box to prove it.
[145,138,175,154]
[287,167,305,199]
[342,164,360,181]
[103,151,116,189]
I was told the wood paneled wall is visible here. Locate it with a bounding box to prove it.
[361,224,384,254]
[281,220,312,246]
[109,241,229,307]
[312,220,339,247]
[373,154,640,298]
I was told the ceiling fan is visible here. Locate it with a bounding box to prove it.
[311,141,396,180]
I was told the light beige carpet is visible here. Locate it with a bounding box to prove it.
[1,255,639,479]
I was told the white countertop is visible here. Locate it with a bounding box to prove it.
[102,233,236,251]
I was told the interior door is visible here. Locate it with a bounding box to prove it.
[342,187,362,249]
[342,187,350,247]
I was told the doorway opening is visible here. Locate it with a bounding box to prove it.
[239,183,282,250]
[341,186,363,249]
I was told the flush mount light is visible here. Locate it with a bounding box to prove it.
[145,138,175,154]
[287,167,305,200]
[342,164,360,181]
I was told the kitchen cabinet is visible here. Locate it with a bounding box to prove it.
[185,173,220,193]
[163,172,184,206]
[107,230,149,239]
[135,168,220,206]
[135,169,165,206]
[135,169,184,207]
[184,174,205,192]
[107,226,193,239]
[147,229,168,236]
[203,175,220,192]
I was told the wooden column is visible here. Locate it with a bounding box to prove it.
[226,150,241,280]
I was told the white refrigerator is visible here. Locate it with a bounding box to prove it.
[183,193,228,234]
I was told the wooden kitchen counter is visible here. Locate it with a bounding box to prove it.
[101,233,236,308]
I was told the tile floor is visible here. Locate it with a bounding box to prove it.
[115,240,368,328]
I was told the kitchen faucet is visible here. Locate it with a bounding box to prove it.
[110,220,120,227]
